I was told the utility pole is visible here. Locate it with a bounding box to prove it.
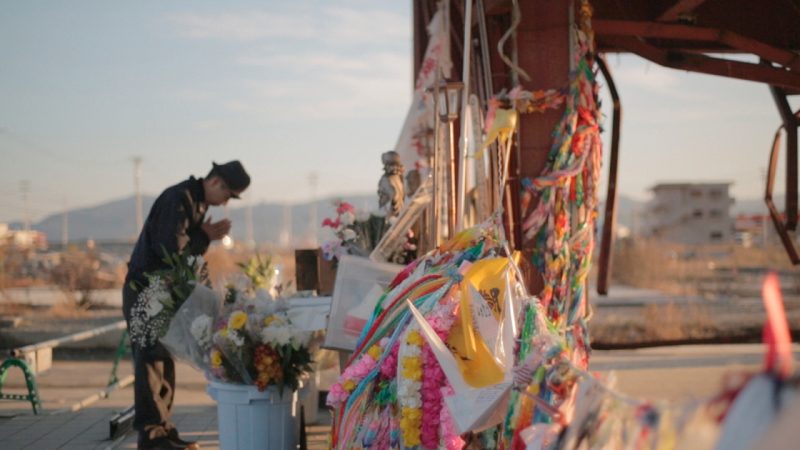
[132,156,143,234]
[20,180,30,232]
[61,197,69,246]
[308,172,318,247]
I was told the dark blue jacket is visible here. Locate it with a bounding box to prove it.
[125,176,209,287]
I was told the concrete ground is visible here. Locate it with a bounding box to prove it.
[1,343,798,449]
[1,283,796,448]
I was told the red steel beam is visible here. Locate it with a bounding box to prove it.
[657,0,709,22]
[766,126,800,264]
[600,35,800,91]
[514,0,571,294]
[595,54,622,296]
[516,0,571,239]
[594,20,800,72]
[770,86,799,231]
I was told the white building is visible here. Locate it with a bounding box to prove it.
[642,183,735,245]
[0,223,48,249]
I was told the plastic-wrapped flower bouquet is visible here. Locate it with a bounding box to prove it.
[206,288,313,393]
[160,255,313,394]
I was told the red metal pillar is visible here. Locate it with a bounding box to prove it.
[515,0,572,292]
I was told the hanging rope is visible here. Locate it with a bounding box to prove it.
[497,0,531,82]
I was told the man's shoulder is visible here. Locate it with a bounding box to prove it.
[155,177,195,202]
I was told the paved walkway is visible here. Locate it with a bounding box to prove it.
[0,357,333,449]
[0,344,798,449]
[0,401,332,450]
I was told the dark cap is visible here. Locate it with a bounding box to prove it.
[212,160,250,198]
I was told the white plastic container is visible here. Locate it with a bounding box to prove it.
[297,374,319,424]
[207,381,297,450]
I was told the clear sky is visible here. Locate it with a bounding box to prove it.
[0,1,795,224]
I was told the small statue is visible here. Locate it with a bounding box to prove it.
[377,151,404,217]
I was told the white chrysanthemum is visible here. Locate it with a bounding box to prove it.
[229,330,245,347]
[342,228,357,241]
[145,298,164,317]
[154,289,172,306]
[190,314,212,348]
[261,326,293,346]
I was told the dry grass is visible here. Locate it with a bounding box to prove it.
[642,302,715,341]
[0,296,93,319]
[589,239,796,346]
[47,299,93,318]
[608,239,793,296]
[0,301,36,316]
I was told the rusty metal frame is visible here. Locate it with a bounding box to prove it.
[598,35,800,91]
[769,85,799,231]
[766,119,800,264]
[595,20,800,72]
[596,54,621,295]
[658,0,709,22]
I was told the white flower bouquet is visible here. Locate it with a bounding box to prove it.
[159,254,314,393]
[128,251,208,348]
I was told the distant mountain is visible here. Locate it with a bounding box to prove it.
[13,191,784,245]
[23,196,157,243]
[23,193,378,245]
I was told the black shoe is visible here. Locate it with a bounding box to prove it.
[167,428,200,450]
[137,435,186,450]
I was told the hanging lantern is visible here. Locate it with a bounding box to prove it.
[438,80,464,122]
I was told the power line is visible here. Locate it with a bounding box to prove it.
[0,129,126,167]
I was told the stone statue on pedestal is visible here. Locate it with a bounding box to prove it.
[377,151,404,218]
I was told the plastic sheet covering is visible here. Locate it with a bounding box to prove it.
[286,296,332,332]
[323,255,403,351]
[161,283,222,371]
[714,374,796,450]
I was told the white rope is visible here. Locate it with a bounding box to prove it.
[497,0,531,82]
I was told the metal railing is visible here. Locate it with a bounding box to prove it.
[1,320,129,414]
